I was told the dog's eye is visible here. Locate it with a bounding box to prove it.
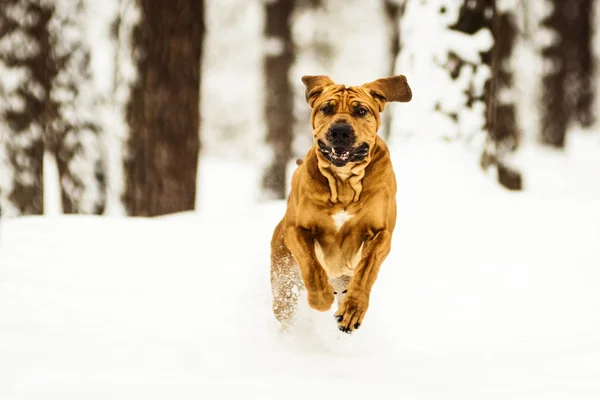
[321,104,333,115]
[354,106,368,117]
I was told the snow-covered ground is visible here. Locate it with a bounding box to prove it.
[1,138,600,399]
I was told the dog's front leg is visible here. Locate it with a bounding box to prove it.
[335,229,392,333]
[284,226,335,312]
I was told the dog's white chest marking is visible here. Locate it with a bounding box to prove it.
[313,211,360,278]
[332,210,353,232]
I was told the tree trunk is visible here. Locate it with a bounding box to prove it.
[124,0,204,216]
[564,0,595,128]
[540,0,570,147]
[1,0,107,216]
[261,0,295,200]
[47,0,107,215]
[0,0,53,215]
[485,4,522,190]
[450,0,522,190]
[540,0,596,146]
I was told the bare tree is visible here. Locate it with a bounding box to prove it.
[446,0,521,190]
[261,0,295,200]
[481,2,522,190]
[0,0,107,216]
[539,0,570,147]
[539,0,596,146]
[47,0,107,214]
[565,0,596,128]
[0,0,50,215]
[124,0,204,216]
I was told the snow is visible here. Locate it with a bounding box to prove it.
[512,130,600,200]
[2,139,600,399]
[195,156,261,212]
[83,0,135,216]
[42,151,61,217]
[200,0,265,162]
[394,0,492,148]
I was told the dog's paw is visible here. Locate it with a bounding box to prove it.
[307,285,335,311]
[334,291,369,334]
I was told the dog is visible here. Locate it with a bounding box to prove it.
[270,74,412,333]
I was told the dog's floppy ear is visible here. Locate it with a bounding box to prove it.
[362,75,412,111]
[301,75,336,108]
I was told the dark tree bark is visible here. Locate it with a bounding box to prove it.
[540,0,596,147]
[451,0,522,190]
[493,11,521,190]
[540,0,570,147]
[0,0,53,215]
[564,0,595,128]
[485,5,522,190]
[124,0,204,216]
[261,0,295,200]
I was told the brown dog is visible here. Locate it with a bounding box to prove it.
[270,74,412,333]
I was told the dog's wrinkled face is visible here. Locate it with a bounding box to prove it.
[302,75,412,168]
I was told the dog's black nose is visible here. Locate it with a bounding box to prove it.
[328,123,354,142]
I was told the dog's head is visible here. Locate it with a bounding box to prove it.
[302,75,412,168]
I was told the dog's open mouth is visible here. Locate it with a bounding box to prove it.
[318,140,370,167]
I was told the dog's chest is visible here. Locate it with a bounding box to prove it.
[313,208,363,278]
[331,210,353,232]
[334,179,357,205]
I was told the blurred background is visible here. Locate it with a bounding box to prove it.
[0,0,598,218]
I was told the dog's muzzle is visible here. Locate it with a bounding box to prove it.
[318,123,369,167]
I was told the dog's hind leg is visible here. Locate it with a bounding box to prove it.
[270,221,302,328]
